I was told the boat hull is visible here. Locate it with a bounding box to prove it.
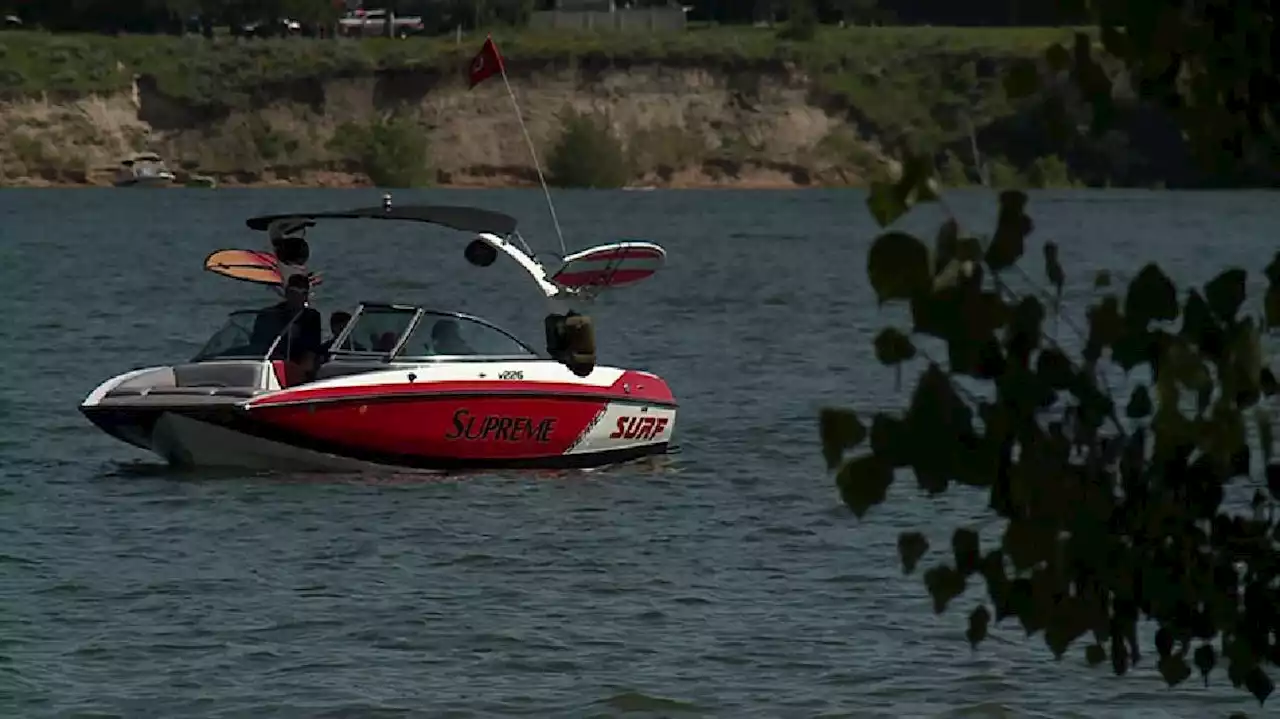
[81,405,376,471]
[114,174,176,188]
[80,363,677,472]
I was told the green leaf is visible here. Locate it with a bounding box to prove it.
[1265,251,1280,286]
[1245,666,1275,705]
[1126,384,1153,419]
[1204,268,1248,323]
[867,180,908,228]
[1006,296,1046,357]
[1164,336,1210,394]
[1100,25,1130,58]
[874,328,917,365]
[955,236,984,263]
[1002,520,1056,572]
[835,454,893,519]
[897,531,929,574]
[1265,286,1280,329]
[1086,643,1107,666]
[1227,319,1263,406]
[1035,348,1075,391]
[934,218,960,270]
[1193,643,1216,687]
[1266,463,1280,502]
[1086,295,1124,354]
[1198,400,1247,472]
[1260,411,1276,464]
[1043,242,1065,298]
[1094,270,1112,288]
[866,231,932,304]
[923,564,967,614]
[869,413,912,468]
[966,604,991,649]
[819,407,867,470]
[866,155,939,228]
[898,153,940,205]
[1004,57,1041,99]
[1124,263,1179,327]
[985,190,1032,271]
[932,259,977,292]
[952,527,981,575]
[1044,43,1072,72]
[1159,656,1193,687]
[1110,327,1152,372]
[1180,290,1226,362]
[1263,368,1279,397]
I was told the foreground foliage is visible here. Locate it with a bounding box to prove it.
[821,0,1280,700]
[822,163,1280,703]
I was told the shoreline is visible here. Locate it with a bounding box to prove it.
[0,166,859,190]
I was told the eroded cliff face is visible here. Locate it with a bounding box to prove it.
[0,63,886,188]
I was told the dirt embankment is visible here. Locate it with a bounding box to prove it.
[0,60,890,189]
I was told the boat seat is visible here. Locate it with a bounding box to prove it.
[314,360,388,381]
[173,362,269,390]
[112,367,177,391]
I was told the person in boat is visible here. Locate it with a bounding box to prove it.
[430,318,475,355]
[250,273,323,382]
[320,310,366,357]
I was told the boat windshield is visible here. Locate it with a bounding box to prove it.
[394,311,536,359]
[330,305,420,356]
[191,308,301,362]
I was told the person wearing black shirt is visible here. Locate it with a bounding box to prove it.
[250,273,323,384]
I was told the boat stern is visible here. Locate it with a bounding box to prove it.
[79,361,276,461]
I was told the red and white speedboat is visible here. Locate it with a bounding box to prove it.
[80,197,676,471]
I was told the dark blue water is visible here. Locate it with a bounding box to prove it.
[2,187,1277,717]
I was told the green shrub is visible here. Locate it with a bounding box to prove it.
[546,108,629,189]
[778,0,819,41]
[627,124,705,178]
[986,156,1027,188]
[328,114,431,188]
[937,149,973,187]
[1026,153,1076,188]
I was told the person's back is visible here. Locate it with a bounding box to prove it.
[252,274,323,383]
[431,319,475,355]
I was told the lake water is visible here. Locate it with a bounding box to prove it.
[1,187,1277,718]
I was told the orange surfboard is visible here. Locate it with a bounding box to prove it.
[203,249,323,288]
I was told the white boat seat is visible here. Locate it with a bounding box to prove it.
[173,362,270,389]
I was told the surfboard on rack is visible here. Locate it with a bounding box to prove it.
[549,241,665,292]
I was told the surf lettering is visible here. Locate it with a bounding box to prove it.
[609,415,668,440]
[444,409,556,443]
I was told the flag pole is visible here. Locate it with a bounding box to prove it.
[491,38,567,256]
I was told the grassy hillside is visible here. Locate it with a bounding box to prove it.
[0,26,1079,143]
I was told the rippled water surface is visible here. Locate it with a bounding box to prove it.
[2,188,1278,718]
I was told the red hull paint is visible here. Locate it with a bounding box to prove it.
[249,370,675,408]
[247,396,608,460]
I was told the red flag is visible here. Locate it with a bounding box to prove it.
[468,34,504,89]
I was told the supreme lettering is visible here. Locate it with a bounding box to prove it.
[444,409,556,443]
[608,415,669,441]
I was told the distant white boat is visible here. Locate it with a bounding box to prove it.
[114,153,176,188]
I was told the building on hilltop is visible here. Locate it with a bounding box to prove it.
[531,0,688,31]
